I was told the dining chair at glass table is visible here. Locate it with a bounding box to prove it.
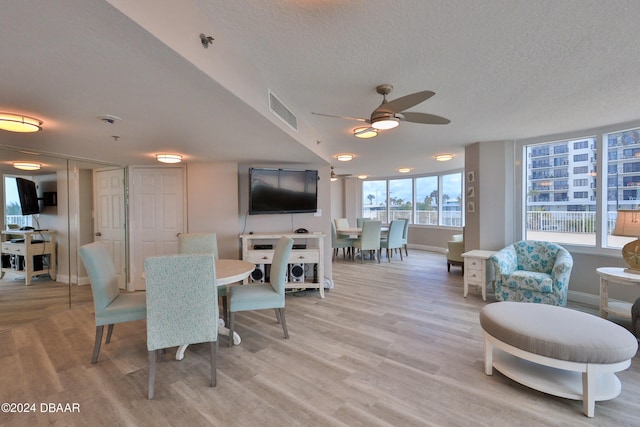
[144,254,219,399]
[178,232,227,322]
[79,242,147,364]
[400,218,409,256]
[380,219,405,262]
[228,236,294,347]
[331,221,356,261]
[334,218,351,238]
[353,220,382,263]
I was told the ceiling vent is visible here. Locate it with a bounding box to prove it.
[269,90,297,132]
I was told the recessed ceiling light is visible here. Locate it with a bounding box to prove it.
[336,153,354,162]
[156,154,183,163]
[398,167,412,173]
[357,174,368,179]
[434,153,454,162]
[0,113,42,133]
[353,127,378,139]
[13,162,41,171]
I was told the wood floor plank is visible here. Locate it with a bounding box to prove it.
[0,249,638,426]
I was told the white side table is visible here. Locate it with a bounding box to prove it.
[595,267,640,319]
[462,250,495,301]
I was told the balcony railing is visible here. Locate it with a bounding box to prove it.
[526,211,616,233]
[4,215,32,229]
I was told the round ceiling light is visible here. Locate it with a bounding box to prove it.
[371,116,399,130]
[398,167,412,173]
[336,153,354,162]
[434,153,454,162]
[357,174,368,180]
[353,127,378,139]
[0,113,42,133]
[13,162,41,171]
[156,154,183,164]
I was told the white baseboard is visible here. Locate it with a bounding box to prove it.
[407,244,445,254]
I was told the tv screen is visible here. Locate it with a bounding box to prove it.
[16,177,40,215]
[249,168,318,214]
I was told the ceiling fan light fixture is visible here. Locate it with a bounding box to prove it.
[13,162,41,171]
[371,116,399,130]
[0,113,42,133]
[336,153,354,162]
[156,153,183,164]
[434,153,454,162]
[398,167,412,173]
[353,127,378,139]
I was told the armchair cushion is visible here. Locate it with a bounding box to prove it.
[446,234,465,263]
[490,240,573,306]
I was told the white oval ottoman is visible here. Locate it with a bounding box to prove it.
[480,302,638,417]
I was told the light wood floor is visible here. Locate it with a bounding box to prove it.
[0,250,638,426]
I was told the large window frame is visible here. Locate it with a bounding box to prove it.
[518,120,640,255]
[361,170,464,227]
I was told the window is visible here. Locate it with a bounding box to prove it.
[3,175,33,228]
[363,171,463,227]
[523,126,640,249]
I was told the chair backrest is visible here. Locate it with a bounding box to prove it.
[334,218,349,230]
[513,240,564,274]
[79,242,121,313]
[401,219,409,241]
[144,254,218,351]
[356,217,370,228]
[178,232,218,259]
[359,220,382,250]
[386,220,404,247]
[330,221,338,245]
[269,236,294,295]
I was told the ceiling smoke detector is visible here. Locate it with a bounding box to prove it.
[97,114,121,124]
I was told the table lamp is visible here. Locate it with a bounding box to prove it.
[612,209,640,273]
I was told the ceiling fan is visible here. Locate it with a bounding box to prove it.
[312,84,450,137]
[330,166,352,181]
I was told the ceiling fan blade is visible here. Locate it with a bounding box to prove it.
[398,112,450,125]
[311,112,369,123]
[374,91,435,114]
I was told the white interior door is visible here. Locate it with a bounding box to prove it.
[130,166,185,290]
[94,168,126,289]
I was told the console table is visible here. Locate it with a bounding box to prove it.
[1,230,56,285]
[240,232,326,298]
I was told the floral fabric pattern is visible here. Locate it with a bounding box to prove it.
[490,240,573,306]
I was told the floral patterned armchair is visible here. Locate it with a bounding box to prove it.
[490,240,573,306]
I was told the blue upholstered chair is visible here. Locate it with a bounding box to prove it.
[178,233,226,322]
[79,242,146,364]
[228,236,293,347]
[144,254,219,399]
[353,220,382,263]
[331,221,356,260]
[490,240,573,306]
[380,219,404,261]
[356,217,370,228]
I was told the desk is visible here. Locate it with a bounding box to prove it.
[145,259,253,361]
[462,250,495,301]
[596,267,640,319]
[1,230,56,285]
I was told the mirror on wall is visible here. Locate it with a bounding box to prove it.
[0,146,126,331]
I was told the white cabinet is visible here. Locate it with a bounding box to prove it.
[1,230,57,285]
[240,232,326,298]
[462,250,495,301]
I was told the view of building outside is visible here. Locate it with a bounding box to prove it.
[525,127,640,248]
[362,172,462,226]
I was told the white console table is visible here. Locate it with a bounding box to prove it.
[1,230,56,285]
[240,232,326,298]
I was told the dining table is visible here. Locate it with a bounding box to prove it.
[143,258,255,360]
[336,226,389,236]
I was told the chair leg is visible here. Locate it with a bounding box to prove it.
[274,308,282,323]
[399,248,403,261]
[278,308,289,339]
[221,296,228,326]
[105,324,115,344]
[210,341,217,387]
[377,249,381,263]
[228,312,235,347]
[404,244,408,257]
[91,325,105,364]
[148,350,156,399]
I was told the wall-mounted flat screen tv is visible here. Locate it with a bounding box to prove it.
[16,177,40,215]
[249,168,318,214]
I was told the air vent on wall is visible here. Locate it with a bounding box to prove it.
[269,90,297,132]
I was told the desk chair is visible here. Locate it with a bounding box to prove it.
[228,236,293,347]
[79,242,146,364]
[145,254,218,399]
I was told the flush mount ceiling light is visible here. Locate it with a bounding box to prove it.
[13,162,41,171]
[156,154,183,164]
[336,153,354,162]
[434,153,454,162]
[0,113,42,133]
[398,167,412,173]
[357,174,368,179]
[353,127,378,139]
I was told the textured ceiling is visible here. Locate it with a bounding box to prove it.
[3,0,640,178]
